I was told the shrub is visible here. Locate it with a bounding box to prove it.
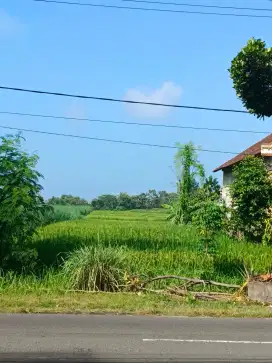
[230,156,272,242]
[62,245,127,291]
[0,134,50,271]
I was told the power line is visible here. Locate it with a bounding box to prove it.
[0,110,268,135]
[0,124,237,154]
[31,0,272,19]
[122,0,272,13]
[0,86,248,114]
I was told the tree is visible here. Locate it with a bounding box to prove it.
[0,134,50,270]
[164,142,205,224]
[202,176,221,201]
[132,193,148,209]
[230,156,272,242]
[91,194,118,210]
[146,189,160,209]
[229,38,272,119]
[48,194,88,205]
[117,192,135,210]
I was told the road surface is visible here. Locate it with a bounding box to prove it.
[0,314,272,362]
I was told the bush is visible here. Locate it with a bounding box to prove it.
[62,246,128,291]
[230,156,272,242]
[0,134,50,271]
[192,200,227,254]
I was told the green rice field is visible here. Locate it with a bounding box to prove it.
[31,208,272,286]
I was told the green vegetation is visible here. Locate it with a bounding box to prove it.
[42,204,92,225]
[1,210,272,317]
[32,211,272,287]
[230,156,272,242]
[0,134,50,271]
[48,194,89,206]
[229,37,272,119]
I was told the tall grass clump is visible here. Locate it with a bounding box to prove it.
[42,205,92,226]
[62,246,128,292]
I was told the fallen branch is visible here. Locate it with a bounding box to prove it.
[140,286,234,301]
[141,275,240,289]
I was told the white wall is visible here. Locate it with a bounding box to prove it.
[221,168,233,208]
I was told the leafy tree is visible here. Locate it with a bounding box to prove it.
[202,176,221,201]
[117,192,136,210]
[0,134,50,270]
[48,194,88,205]
[164,142,205,224]
[146,189,160,209]
[91,194,118,210]
[89,190,177,211]
[132,193,148,209]
[230,156,272,242]
[229,38,272,119]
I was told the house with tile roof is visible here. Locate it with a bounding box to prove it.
[213,134,272,207]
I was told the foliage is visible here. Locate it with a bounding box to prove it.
[48,194,89,205]
[62,245,127,291]
[41,205,91,226]
[91,194,118,210]
[202,176,221,201]
[191,176,225,254]
[164,142,205,224]
[32,210,272,285]
[192,200,226,254]
[90,190,176,211]
[229,38,272,119]
[230,156,272,242]
[262,209,272,246]
[0,134,50,270]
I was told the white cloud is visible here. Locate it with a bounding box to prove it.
[65,101,86,119]
[0,9,23,36]
[64,101,88,133]
[124,81,182,119]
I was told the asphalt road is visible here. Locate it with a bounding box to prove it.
[1,314,272,362]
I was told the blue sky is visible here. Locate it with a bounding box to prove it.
[0,0,271,200]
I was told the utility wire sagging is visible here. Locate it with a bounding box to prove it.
[121,0,272,13]
[0,86,248,114]
[31,0,272,19]
[0,110,268,135]
[0,125,238,155]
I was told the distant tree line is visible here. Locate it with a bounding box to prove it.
[47,195,89,206]
[47,190,177,210]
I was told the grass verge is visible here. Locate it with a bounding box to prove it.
[1,291,271,318]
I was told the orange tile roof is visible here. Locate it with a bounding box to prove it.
[213,133,272,172]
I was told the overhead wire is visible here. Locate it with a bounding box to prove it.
[0,86,248,114]
[31,0,272,19]
[0,110,268,135]
[0,124,238,154]
[121,0,272,13]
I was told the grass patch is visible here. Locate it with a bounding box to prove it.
[42,205,92,225]
[0,291,271,318]
[88,209,168,222]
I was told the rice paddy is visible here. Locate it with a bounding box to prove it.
[2,208,272,316]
